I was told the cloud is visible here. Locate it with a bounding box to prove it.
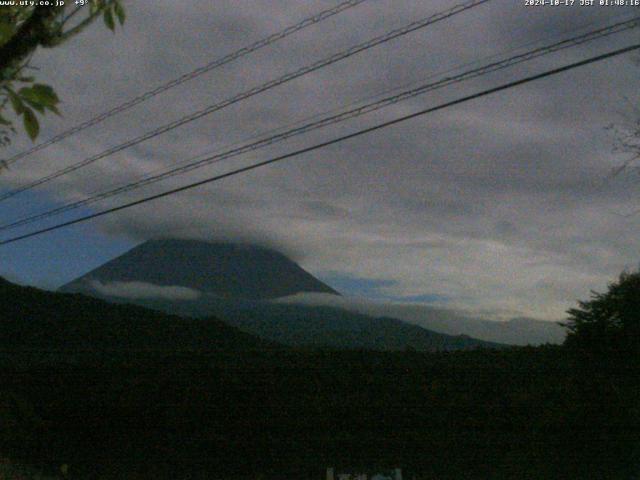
[90,280,202,301]
[319,272,449,304]
[1,1,639,320]
[273,292,566,345]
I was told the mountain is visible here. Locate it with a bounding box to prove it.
[59,239,563,346]
[60,238,339,300]
[203,301,501,351]
[111,295,501,351]
[58,239,498,351]
[293,298,566,346]
[399,313,564,346]
[0,276,275,358]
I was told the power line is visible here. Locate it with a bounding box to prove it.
[2,17,636,230]
[114,10,639,189]
[1,0,369,167]
[1,42,638,247]
[2,16,638,232]
[0,0,491,203]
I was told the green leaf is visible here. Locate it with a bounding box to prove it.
[20,84,59,106]
[22,107,39,141]
[0,21,14,46]
[104,9,115,31]
[46,103,61,116]
[0,114,11,126]
[8,90,24,115]
[18,87,40,105]
[32,83,58,102]
[23,98,45,113]
[114,2,125,25]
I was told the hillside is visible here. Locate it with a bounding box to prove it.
[0,276,275,357]
[0,279,636,479]
[60,291,498,352]
[0,273,496,355]
[174,298,500,351]
[272,294,566,346]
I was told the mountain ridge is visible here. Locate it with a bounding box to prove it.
[99,293,502,351]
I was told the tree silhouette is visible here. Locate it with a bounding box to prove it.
[0,1,125,146]
[563,269,640,356]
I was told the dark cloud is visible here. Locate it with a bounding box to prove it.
[2,0,640,319]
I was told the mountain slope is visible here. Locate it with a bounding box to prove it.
[270,294,565,346]
[0,276,275,356]
[60,239,338,300]
[89,293,501,351]
[209,300,502,351]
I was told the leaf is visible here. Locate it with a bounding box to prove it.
[20,84,59,106]
[46,103,61,116]
[0,21,14,46]
[0,114,11,126]
[23,98,45,113]
[32,84,59,103]
[114,2,125,25]
[104,9,115,31]
[18,87,37,103]
[8,90,24,115]
[22,108,39,141]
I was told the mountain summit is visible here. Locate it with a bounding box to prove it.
[60,238,339,300]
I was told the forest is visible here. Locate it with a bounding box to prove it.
[0,275,638,479]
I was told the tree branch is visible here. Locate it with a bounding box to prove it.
[61,5,84,25]
[50,7,105,45]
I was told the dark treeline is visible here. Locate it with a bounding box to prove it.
[0,347,637,479]
[0,276,638,479]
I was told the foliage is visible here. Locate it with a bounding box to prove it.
[0,0,125,148]
[0,276,637,479]
[562,269,640,355]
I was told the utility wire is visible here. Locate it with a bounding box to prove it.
[115,9,639,189]
[2,16,638,232]
[0,0,491,203]
[1,0,369,167]
[1,42,638,247]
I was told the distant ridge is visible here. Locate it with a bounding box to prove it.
[60,238,339,300]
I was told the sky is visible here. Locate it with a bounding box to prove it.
[1,0,640,320]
